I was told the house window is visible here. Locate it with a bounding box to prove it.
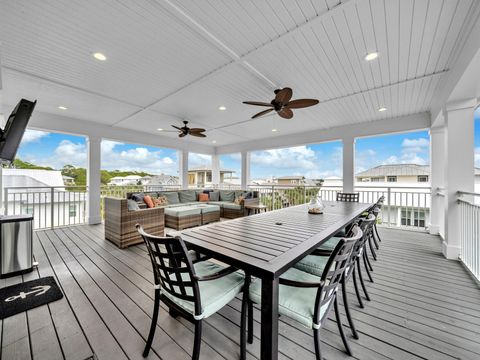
[387,176,397,182]
[371,177,383,182]
[290,180,297,184]
[206,172,212,183]
[413,210,426,227]
[401,209,411,226]
[69,204,77,218]
[418,175,428,182]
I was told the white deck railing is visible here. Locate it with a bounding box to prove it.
[458,191,480,281]
[4,186,87,229]
[243,184,431,231]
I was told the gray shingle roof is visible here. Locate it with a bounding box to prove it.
[356,164,430,177]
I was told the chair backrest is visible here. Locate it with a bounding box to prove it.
[314,225,363,326]
[336,192,360,202]
[136,225,202,316]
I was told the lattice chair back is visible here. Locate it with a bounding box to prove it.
[313,225,363,328]
[136,224,202,317]
[354,214,376,258]
[336,192,360,202]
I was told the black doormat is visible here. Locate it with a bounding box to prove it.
[0,276,63,319]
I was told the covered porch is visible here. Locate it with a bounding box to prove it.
[3,224,479,360]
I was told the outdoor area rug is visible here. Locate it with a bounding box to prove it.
[0,276,63,319]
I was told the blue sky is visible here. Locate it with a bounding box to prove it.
[17,127,433,178]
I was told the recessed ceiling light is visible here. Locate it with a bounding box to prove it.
[364,52,379,61]
[57,106,68,110]
[218,106,226,111]
[212,140,217,144]
[93,52,107,61]
[271,128,277,132]
[378,107,387,112]
[157,128,163,131]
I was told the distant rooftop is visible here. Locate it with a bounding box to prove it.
[356,164,430,177]
[188,167,234,173]
[3,169,65,188]
[277,176,305,180]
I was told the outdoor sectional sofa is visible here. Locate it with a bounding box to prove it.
[127,189,259,221]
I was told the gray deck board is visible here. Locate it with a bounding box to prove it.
[1,225,479,360]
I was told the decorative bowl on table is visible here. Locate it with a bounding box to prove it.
[308,195,325,214]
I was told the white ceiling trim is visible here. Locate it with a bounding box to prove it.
[111,0,356,127]
[215,111,430,154]
[27,110,215,154]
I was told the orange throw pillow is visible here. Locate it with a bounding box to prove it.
[198,193,209,202]
[143,195,154,208]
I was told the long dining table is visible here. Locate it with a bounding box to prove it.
[177,200,374,360]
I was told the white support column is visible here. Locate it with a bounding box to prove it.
[241,151,250,189]
[443,99,476,259]
[87,136,102,224]
[429,126,446,236]
[211,154,220,187]
[342,137,355,193]
[178,150,189,189]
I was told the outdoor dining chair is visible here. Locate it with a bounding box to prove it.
[137,225,245,360]
[241,225,363,359]
[336,192,360,202]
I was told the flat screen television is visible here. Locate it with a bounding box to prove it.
[0,99,37,163]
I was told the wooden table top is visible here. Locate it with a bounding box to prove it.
[177,201,373,279]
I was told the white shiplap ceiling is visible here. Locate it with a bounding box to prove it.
[0,0,478,149]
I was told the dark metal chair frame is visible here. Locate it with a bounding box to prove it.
[241,226,363,360]
[336,192,360,202]
[137,225,240,360]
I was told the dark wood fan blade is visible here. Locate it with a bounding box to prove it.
[278,108,293,119]
[252,108,274,119]
[179,133,186,138]
[243,101,273,107]
[171,125,182,130]
[190,132,206,138]
[189,128,206,133]
[275,87,293,105]
[285,99,319,109]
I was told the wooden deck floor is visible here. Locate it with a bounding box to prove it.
[1,224,480,360]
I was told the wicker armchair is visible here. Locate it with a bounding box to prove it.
[104,197,164,248]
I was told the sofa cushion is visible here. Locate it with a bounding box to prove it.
[159,191,180,204]
[234,196,245,205]
[165,206,202,217]
[209,191,220,201]
[234,190,244,198]
[131,192,145,202]
[198,204,220,213]
[179,190,197,203]
[219,190,235,202]
[222,203,242,210]
[242,191,253,199]
[127,199,140,211]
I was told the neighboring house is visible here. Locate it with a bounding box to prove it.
[188,167,235,187]
[356,164,430,183]
[146,174,180,188]
[2,169,86,228]
[277,176,305,185]
[63,175,75,186]
[107,175,151,186]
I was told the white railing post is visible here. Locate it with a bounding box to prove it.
[387,187,391,227]
[50,187,55,229]
[272,185,276,211]
[3,188,8,215]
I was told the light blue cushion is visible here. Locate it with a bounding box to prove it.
[162,261,244,319]
[219,190,235,202]
[197,205,220,214]
[159,191,180,204]
[249,268,332,329]
[127,199,140,211]
[318,237,342,251]
[164,206,201,217]
[179,190,197,203]
[222,203,242,210]
[294,255,329,277]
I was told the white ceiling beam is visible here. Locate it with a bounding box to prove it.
[215,112,430,154]
[112,0,356,126]
[28,110,215,154]
[429,2,480,120]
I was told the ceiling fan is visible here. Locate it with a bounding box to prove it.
[171,120,206,138]
[243,87,319,119]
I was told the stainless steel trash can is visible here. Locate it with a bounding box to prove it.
[0,215,34,278]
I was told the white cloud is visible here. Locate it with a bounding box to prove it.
[189,153,212,168]
[21,129,49,144]
[402,138,429,148]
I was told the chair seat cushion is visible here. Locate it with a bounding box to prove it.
[222,203,242,210]
[318,237,342,251]
[164,206,201,217]
[294,255,329,277]
[197,205,220,214]
[162,261,244,319]
[249,268,331,329]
